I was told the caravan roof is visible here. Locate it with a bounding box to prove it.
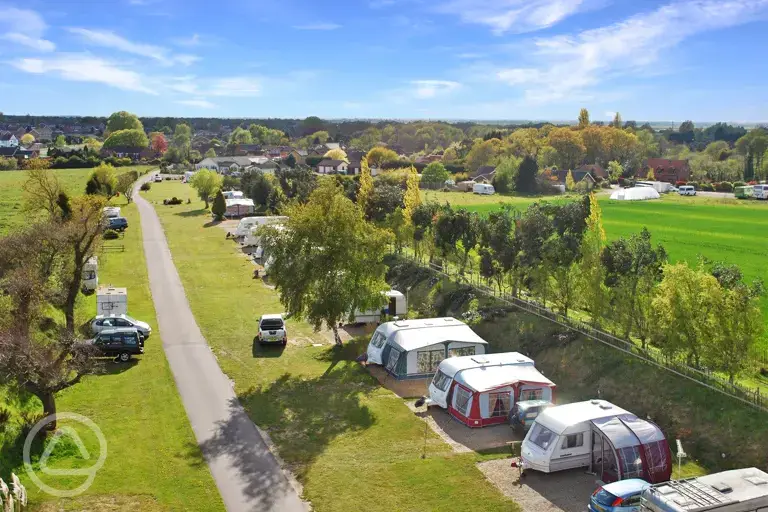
[536,400,629,434]
[457,363,554,393]
[645,468,768,511]
[380,317,488,352]
[439,352,534,378]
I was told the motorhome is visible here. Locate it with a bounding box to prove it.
[641,467,768,511]
[366,318,488,380]
[427,352,555,428]
[473,183,496,195]
[521,400,672,484]
[351,290,407,324]
[82,256,98,292]
[753,184,768,200]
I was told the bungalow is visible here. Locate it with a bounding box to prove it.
[253,160,280,174]
[232,144,262,156]
[36,125,53,142]
[556,170,596,190]
[290,149,307,165]
[317,159,348,174]
[195,156,255,173]
[575,164,607,180]
[347,150,365,175]
[644,158,691,184]
[472,166,496,183]
[0,146,37,159]
[0,132,19,148]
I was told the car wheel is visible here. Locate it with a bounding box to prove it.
[119,352,131,362]
[282,339,288,346]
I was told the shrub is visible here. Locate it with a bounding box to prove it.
[675,180,687,187]
[714,181,733,192]
[0,407,10,429]
[166,197,183,205]
[748,180,758,185]
[140,182,151,191]
[733,181,746,188]
[687,181,699,189]
[452,172,469,182]
[601,181,612,189]
[103,229,120,240]
[699,182,715,192]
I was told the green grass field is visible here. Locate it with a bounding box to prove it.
[0,166,152,234]
[0,183,222,510]
[142,181,517,512]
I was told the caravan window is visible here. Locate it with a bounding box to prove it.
[489,392,510,417]
[520,388,543,401]
[370,332,386,349]
[417,349,445,373]
[432,370,451,392]
[528,423,556,450]
[386,348,401,373]
[449,346,476,358]
[561,433,584,449]
[454,387,472,415]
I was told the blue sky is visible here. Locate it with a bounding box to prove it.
[2,0,768,121]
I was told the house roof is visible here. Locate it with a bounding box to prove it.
[207,156,254,167]
[472,165,496,179]
[535,400,630,435]
[225,198,255,207]
[0,146,18,156]
[555,170,595,183]
[646,158,689,171]
[295,149,308,156]
[576,164,606,177]
[347,150,365,166]
[325,142,340,150]
[317,159,346,167]
[0,131,16,141]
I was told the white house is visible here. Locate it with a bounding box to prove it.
[195,156,255,173]
[317,159,348,174]
[0,132,19,148]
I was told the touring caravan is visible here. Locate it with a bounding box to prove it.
[754,184,768,200]
[82,256,98,292]
[351,290,407,324]
[428,352,555,428]
[521,400,672,484]
[96,286,128,316]
[244,222,288,250]
[473,183,496,195]
[224,198,255,217]
[222,190,244,199]
[366,318,488,380]
[233,216,288,241]
[641,467,768,511]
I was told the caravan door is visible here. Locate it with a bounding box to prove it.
[591,429,619,483]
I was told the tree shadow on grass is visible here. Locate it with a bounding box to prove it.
[202,219,222,228]
[174,209,208,218]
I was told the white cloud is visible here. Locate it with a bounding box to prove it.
[605,111,616,118]
[12,54,156,94]
[436,0,588,34]
[172,33,202,47]
[496,0,768,103]
[177,98,216,108]
[0,8,55,52]
[292,23,341,30]
[68,28,199,66]
[411,80,462,99]
[209,77,261,97]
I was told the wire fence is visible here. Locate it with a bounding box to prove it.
[399,253,768,414]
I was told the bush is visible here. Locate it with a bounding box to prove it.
[733,181,746,188]
[140,182,151,191]
[452,172,469,182]
[748,180,758,185]
[103,229,120,240]
[601,181,612,189]
[165,197,183,205]
[675,180,687,187]
[714,181,733,192]
[699,182,715,191]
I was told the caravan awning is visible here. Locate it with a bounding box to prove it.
[390,323,488,352]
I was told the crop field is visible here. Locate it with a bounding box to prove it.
[0,166,152,234]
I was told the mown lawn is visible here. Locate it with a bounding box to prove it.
[0,166,153,234]
[0,189,222,510]
[142,181,517,512]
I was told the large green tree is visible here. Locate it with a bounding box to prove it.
[189,168,223,208]
[421,162,449,188]
[103,129,149,149]
[211,190,227,220]
[106,110,143,134]
[259,180,393,344]
[578,108,590,129]
[579,193,609,326]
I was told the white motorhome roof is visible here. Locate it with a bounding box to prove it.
[384,290,405,299]
[650,468,768,510]
[438,352,534,378]
[456,363,554,393]
[376,317,488,352]
[535,400,629,434]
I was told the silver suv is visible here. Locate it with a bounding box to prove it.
[258,314,287,345]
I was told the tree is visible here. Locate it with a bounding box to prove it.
[205,147,217,158]
[704,140,730,161]
[229,127,253,145]
[492,156,521,193]
[211,190,226,220]
[20,133,34,146]
[357,156,374,214]
[548,127,585,169]
[151,132,168,154]
[646,168,655,181]
[248,171,275,211]
[106,110,143,134]
[172,123,192,161]
[103,129,149,149]
[54,134,66,148]
[189,168,223,208]
[421,162,449,188]
[537,145,559,169]
[579,193,608,325]
[465,139,501,171]
[607,161,623,182]
[85,163,118,197]
[678,120,695,134]
[443,147,459,161]
[385,208,413,253]
[21,158,50,170]
[189,149,202,163]
[324,148,348,162]
[366,147,399,169]
[454,209,480,274]
[565,170,576,191]
[612,112,622,128]
[259,180,393,345]
[116,171,138,203]
[507,128,541,159]
[83,137,103,152]
[578,108,590,129]
[515,156,538,194]
[300,116,326,136]
[285,153,297,168]
[403,166,421,223]
[23,168,63,217]
[367,183,404,222]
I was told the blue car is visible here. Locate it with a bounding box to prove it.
[589,479,650,512]
[107,217,128,231]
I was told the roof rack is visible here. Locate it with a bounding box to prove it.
[653,478,734,510]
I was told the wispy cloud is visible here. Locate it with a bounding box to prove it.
[436,0,592,34]
[292,23,341,30]
[496,0,768,103]
[172,33,202,47]
[177,98,216,108]
[0,8,55,51]
[67,28,199,66]
[411,80,462,99]
[12,54,156,94]
[209,77,261,97]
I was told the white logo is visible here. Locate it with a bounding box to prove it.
[23,413,107,497]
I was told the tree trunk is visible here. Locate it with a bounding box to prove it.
[64,274,80,334]
[28,387,57,430]
[204,197,210,209]
[332,325,342,346]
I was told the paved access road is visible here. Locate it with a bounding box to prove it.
[134,175,307,512]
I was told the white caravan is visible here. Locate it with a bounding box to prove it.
[82,256,98,292]
[233,216,288,239]
[473,183,496,195]
[102,206,121,219]
[244,222,288,250]
[754,184,768,200]
[96,286,128,316]
[351,290,407,323]
[223,190,244,199]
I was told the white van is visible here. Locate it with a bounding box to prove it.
[678,185,696,196]
[473,183,496,195]
[753,184,768,200]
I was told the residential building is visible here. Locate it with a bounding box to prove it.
[231,144,262,156]
[347,150,365,175]
[0,132,19,147]
[100,146,143,159]
[471,165,496,183]
[575,164,607,180]
[316,159,348,174]
[644,158,691,184]
[195,156,255,173]
[36,125,53,142]
[555,170,596,189]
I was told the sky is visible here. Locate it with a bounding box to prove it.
[1,0,768,121]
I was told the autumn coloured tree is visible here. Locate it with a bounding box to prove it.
[151,132,168,154]
[357,156,374,214]
[403,166,421,223]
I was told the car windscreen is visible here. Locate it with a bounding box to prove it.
[593,488,619,507]
[260,319,284,330]
[528,423,556,450]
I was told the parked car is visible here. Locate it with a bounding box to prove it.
[91,314,151,337]
[678,185,696,196]
[154,174,163,182]
[258,314,287,345]
[85,327,144,362]
[509,399,552,432]
[589,479,650,512]
[107,217,128,231]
